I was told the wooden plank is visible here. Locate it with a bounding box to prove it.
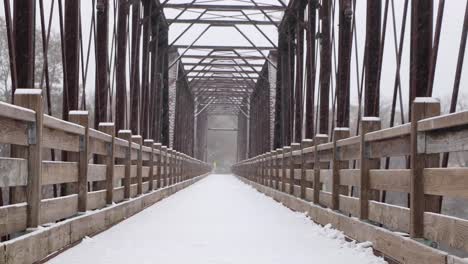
[313,135,328,204]
[332,129,350,209]
[0,203,27,237]
[113,186,125,203]
[0,116,29,146]
[360,118,381,219]
[89,128,112,142]
[0,158,27,187]
[367,135,410,158]
[319,191,332,208]
[418,110,468,132]
[132,135,143,195]
[369,201,410,233]
[423,125,468,154]
[0,101,35,122]
[43,114,84,135]
[87,190,107,210]
[89,137,107,155]
[424,168,468,198]
[339,169,359,187]
[99,123,115,205]
[118,130,132,199]
[114,144,127,158]
[289,144,300,195]
[41,195,78,224]
[15,89,43,228]
[114,165,125,180]
[365,123,410,142]
[69,111,90,213]
[42,161,78,185]
[424,212,468,252]
[88,164,107,182]
[369,169,410,192]
[410,98,441,238]
[42,127,80,152]
[337,143,360,161]
[339,195,359,216]
[300,139,314,199]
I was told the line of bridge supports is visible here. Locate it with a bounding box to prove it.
[242,0,438,158]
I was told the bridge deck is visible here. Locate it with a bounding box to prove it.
[47,174,385,264]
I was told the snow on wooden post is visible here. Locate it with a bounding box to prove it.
[300,139,314,199]
[69,110,90,213]
[410,97,441,238]
[290,143,300,195]
[332,128,350,210]
[161,146,168,186]
[132,135,143,195]
[99,123,115,205]
[118,130,132,199]
[359,117,381,220]
[14,89,43,228]
[154,143,162,188]
[313,134,328,204]
[144,139,154,191]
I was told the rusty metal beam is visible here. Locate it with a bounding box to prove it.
[336,0,353,127]
[164,4,285,11]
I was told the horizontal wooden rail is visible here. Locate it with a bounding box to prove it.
[233,97,468,263]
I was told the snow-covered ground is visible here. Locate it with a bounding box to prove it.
[48,174,386,264]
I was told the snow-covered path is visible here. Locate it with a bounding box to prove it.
[48,174,386,264]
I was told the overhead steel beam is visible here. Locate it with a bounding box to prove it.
[187,70,259,74]
[167,19,279,26]
[183,62,264,67]
[181,54,266,60]
[174,45,274,50]
[164,4,285,11]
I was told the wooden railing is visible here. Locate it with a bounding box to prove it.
[233,98,468,263]
[0,89,211,240]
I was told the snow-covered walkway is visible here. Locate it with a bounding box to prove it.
[48,174,386,264]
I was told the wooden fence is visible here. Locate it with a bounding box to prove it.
[0,89,211,248]
[233,98,468,264]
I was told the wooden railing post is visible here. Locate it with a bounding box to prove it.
[313,134,328,204]
[161,146,167,186]
[132,135,143,195]
[154,143,162,188]
[118,130,132,199]
[168,148,173,185]
[332,128,350,210]
[69,111,90,213]
[267,151,274,187]
[282,146,291,192]
[410,98,441,238]
[301,139,314,199]
[98,123,115,205]
[275,148,282,190]
[359,118,381,220]
[289,143,300,195]
[13,89,43,228]
[144,139,154,191]
[175,151,180,183]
